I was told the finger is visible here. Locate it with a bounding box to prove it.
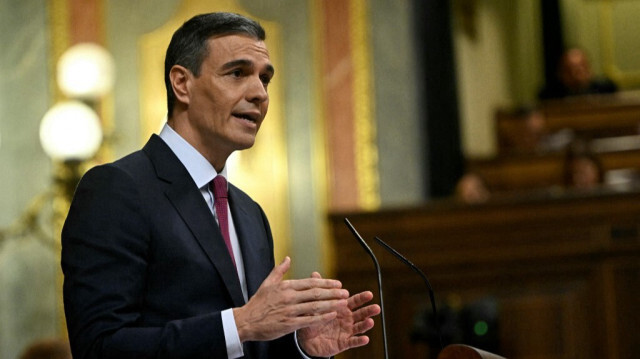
[258,311,339,338]
[294,287,350,303]
[351,304,381,323]
[310,271,322,279]
[288,298,348,317]
[352,317,375,335]
[345,335,370,350]
[278,286,349,305]
[347,290,374,310]
[284,277,343,291]
[262,256,291,286]
[286,310,339,331]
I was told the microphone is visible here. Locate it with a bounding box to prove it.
[374,236,444,351]
[343,218,389,359]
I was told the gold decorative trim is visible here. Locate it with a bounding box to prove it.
[48,0,70,103]
[310,0,333,276]
[94,0,115,160]
[349,0,380,210]
[47,0,70,338]
[599,0,640,88]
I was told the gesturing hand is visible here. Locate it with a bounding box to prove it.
[297,272,381,357]
[233,257,350,342]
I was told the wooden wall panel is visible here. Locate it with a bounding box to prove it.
[611,261,640,359]
[330,190,640,358]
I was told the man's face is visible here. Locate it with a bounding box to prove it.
[560,49,591,90]
[185,34,274,161]
[571,158,599,189]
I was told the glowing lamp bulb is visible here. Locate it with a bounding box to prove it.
[39,101,103,160]
[57,43,115,99]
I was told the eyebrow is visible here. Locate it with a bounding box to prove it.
[221,59,275,77]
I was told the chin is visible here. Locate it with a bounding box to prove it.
[235,139,257,151]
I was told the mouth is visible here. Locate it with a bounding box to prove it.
[232,112,260,124]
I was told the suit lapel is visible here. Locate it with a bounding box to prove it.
[143,135,245,307]
[228,186,272,298]
[228,189,274,359]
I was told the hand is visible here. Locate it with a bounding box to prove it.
[297,272,381,357]
[233,257,350,342]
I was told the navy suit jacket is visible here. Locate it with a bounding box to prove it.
[62,135,302,359]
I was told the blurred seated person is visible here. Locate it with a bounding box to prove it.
[455,173,491,204]
[563,143,604,190]
[19,338,71,359]
[497,105,573,155]
[539,47,617,100]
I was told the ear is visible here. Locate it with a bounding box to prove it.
[170,65,192,106]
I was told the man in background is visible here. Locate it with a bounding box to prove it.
[62,12,379,359]
[539,47,617,100]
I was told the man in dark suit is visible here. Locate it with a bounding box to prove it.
[62,12,380,359]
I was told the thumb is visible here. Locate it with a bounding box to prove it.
[263,256,291,285]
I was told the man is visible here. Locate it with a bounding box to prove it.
[62,12,380,359]
[539,47,617,100]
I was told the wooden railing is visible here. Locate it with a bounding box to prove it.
[467,149,640,191]
[482,91,640,191]
[542,91,640,135]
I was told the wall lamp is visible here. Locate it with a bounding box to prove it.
[39,42,114,202]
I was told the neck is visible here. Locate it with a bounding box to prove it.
[167,116,230,172]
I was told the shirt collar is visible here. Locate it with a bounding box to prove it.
[158,123,227,188]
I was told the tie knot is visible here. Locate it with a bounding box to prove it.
[212,175,228,199]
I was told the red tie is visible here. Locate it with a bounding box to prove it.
[211,175,236,267]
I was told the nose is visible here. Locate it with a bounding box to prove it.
[246,76,269,105]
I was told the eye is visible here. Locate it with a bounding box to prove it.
[260,74,272,87]
[231,69,243,77]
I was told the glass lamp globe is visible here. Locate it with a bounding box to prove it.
[57,43,115,99]
[40,101,103,160]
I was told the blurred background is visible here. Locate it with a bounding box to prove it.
[1,0,639,358]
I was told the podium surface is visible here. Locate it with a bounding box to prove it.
[438,345,506,359]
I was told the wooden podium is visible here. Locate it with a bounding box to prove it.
[438,345,505,359]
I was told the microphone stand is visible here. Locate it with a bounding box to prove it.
[374,236,444,351]
[344,218,389,359]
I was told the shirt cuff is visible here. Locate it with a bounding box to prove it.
[222,309,244,359]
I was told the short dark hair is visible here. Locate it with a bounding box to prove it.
[164,12,266,116]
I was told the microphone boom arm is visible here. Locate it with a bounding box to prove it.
[344,218,389,359]
[374,236,444,351]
